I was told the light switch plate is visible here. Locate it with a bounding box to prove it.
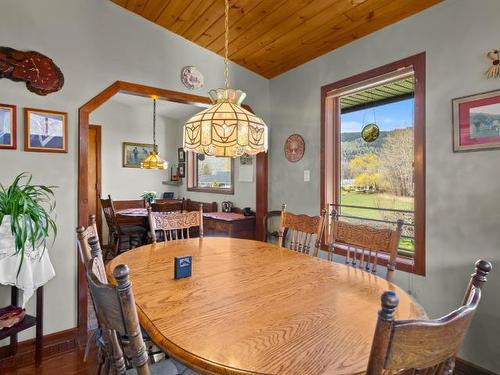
[304,170,310,182]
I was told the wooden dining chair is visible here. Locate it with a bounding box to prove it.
[151,201,184,213]
[79,235,162,369]
[326,205,403,281]
[367,259,492,374]
[147,206,203,243]
[101,195,146,256]
[76,215,99,265]
[278,204,326,255]
[86,259,179,375]
[263,210,282,244]
[76,214,112,263]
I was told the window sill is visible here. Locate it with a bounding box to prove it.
[187,187,234,195]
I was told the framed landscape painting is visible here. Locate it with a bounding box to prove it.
[0,104,16,150]
[24,108,67,153]
[123,142,154,168]
[453,89,500,151]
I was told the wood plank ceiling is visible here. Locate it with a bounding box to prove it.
[111,0,442,78]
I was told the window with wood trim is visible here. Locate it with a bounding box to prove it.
[187,153,234,194]
[321,53,425,275]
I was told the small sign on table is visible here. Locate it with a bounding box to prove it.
[174,256,192,279]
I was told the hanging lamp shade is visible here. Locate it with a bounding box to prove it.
[183,88,267,157]
[141,98,168,170]
[141,144,167,169]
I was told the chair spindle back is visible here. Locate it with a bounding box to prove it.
[367,260,492,374]
[148,205,203,243]
[86,260,150,375]
[327,205,403,281]
[278,204,326,256]
[76,214,99,264]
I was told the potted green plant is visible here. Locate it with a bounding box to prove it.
[141,191,157,205]
[0,173,57,275]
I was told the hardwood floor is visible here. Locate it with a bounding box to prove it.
[1,341,495,375]
[3,344,99,375]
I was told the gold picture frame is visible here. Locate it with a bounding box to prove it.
[122,142,154,168]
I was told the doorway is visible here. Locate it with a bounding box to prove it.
[77,81,268,343]
[88,125,102,239]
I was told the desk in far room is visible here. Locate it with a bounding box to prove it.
[203,212,256,240]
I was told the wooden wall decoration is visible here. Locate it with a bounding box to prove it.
[284,134,305,162]
[0,47,64,95]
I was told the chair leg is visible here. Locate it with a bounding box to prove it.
[83,330,96,362]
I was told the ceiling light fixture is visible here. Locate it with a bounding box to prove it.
[141,98,168,169]
[183,0,268,157]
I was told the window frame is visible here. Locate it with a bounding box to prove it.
[187,152,235,195]
[320,52,426,276]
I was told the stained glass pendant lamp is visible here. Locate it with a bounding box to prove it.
[183,0,268,157]
[141,98,168,169]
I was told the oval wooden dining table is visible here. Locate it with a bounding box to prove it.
[106,237,425,375]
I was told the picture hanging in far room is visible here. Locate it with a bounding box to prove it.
[24,108,67,153]
[178,147,186,162]
[453,89,500,151]
[0,104,16,150]
[178,163,186,178]
[123,142,154,168]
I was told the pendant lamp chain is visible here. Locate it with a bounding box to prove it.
[153,98,157,147]
[224,0,229,92]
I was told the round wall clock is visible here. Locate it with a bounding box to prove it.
[284,134,305,162]
[180,66,204,90]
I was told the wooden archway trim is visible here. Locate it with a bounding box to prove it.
[78,80,268,342]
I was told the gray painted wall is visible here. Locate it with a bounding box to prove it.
[1,0,499,370]
[0,0,269,341]
[91,101,176,201]
[268,0,500,371]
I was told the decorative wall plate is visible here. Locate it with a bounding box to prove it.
[284,134,305,162]
[180,66,204,90]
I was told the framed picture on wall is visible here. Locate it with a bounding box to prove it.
[123,142,154,168]
[0,104,16,150]
[178,147,186,162]
[178,163,185,178]
[453,89,500,151]
[24,108,67,153]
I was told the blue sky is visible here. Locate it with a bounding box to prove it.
[341,98,414,133]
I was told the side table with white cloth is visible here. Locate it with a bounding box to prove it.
[0,215,56,367]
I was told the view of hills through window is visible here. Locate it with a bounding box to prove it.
[197,156,232,189]
[340,97,415,254]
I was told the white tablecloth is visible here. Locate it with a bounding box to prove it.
[0,215,55,307]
